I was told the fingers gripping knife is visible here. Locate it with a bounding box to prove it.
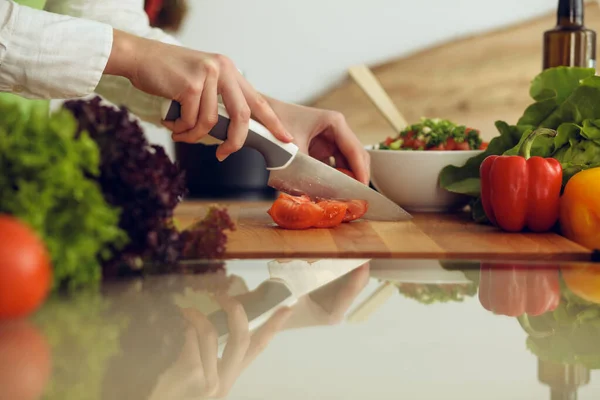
[203,259,371,355]
[161,100,412,221]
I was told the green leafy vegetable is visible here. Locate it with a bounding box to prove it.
[34,290,127,400]
[521,285,600,369]
[439,66,600,223]
[0,99,128,291]
[518,67,596,126]
[395,283,477,304]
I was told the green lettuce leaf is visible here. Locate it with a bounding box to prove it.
[0,99,128,291]
[543,119,600,185]
[518,67,596,127]
[523,286,600,369]
[439,66,600,224]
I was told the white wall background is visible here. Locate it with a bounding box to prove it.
[147,0,562,158]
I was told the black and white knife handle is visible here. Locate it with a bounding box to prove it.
[161,99,298,170]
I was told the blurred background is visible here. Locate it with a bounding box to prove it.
[140,0,600,198]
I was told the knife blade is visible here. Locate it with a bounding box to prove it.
[162,100,412,221]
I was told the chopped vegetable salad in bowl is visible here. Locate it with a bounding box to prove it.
[378,118,488,152]
[367,117,485,212]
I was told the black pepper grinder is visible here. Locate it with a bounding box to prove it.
[538,359,590,400]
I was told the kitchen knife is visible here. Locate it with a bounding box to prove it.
[161,100,412,221]
[207,258,370,353]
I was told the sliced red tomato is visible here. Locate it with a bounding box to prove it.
[314,201,348,228]
[429,144,446,151]
[445,138,457,150]
[342,200,369,222]
[383,137,394,146]
[480,142,489,150]
[267,197,323,229]
[336,168,356,180]
[403,131,415,148]
[412,141,425,150]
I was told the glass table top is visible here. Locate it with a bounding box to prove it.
[4,257,600,400]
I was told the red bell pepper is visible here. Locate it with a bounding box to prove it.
[478,263,560,317]
[479,128,563,232]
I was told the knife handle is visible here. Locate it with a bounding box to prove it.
[161,99,298,170]
[206,280,296,351]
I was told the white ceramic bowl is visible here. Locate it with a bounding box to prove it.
[366,146,483,213]
[368,259,472,284]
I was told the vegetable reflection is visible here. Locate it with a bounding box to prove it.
[0,319,52,400]
[30,260,369,400]
[521,264,600,370]
[478,263,561,318]
[477,262,600,370]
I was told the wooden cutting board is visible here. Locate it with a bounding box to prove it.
[175,201,592,262]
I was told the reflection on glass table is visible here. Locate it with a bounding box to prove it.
[1,258,600,399]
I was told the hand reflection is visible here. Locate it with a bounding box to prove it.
[282,263,371,330]
[150,262,369,399]
[150,295,292,399]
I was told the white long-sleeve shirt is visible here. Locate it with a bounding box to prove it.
[0,0,180,125]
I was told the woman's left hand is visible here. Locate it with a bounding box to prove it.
[263,97,370,185]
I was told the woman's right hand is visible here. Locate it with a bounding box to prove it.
[105,29,293,161]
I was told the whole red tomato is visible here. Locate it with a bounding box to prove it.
[0,215,52,319]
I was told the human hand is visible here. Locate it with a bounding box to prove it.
[282,263,370,330]
[149,295,292,399]
[104,30,293,161]
[263,97,370,185]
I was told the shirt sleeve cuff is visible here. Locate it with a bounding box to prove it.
[0,1,113,99]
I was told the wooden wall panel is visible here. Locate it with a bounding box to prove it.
[309,3,600,145]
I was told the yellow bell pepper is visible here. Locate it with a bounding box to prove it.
[560,167,600,250]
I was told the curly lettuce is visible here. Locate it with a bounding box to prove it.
[0,98,128,291]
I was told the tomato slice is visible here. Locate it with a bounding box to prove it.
[403,132,415,148]
[267,197,323,229]
[445,138,457,150]
[411,139,425,150]
[480,142,489,150]
[314,200,348,228]
[336,168,356,180]
[342,200,369,222]
[429,144,446,151]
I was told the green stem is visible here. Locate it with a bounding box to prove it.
[517,314,555,338]
[518,128,558,159]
